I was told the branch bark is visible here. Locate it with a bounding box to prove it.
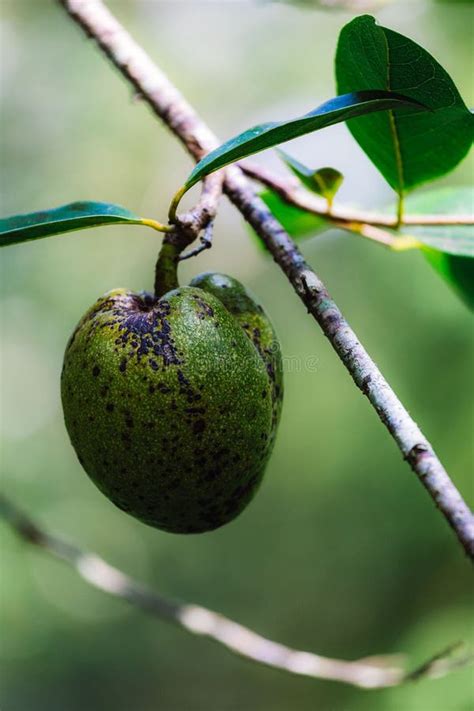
[2,494,471,688]
[58,0,474,559]
[241,163,474,228]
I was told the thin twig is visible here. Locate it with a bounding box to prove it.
[242,162,474,228]
[338,221,421,251]
[58,0,474,558]
[1,494,471,688]
[405,642,473,682]
[179,220,214,261]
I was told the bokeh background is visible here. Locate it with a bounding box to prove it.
[1,1,473,709]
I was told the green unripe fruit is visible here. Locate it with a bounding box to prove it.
[61,272,283,534]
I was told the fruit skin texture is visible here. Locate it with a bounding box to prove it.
[61,273,283,533]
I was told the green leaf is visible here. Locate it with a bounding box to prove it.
[0,201,166,247]
[277,149,344,206]
[335,15,474,194]
[262,189,328,237]
[184,90,426,192]
[250,189,329,252]
[401,187,474,308]
[308,168,344,205]
[423,249,474,309]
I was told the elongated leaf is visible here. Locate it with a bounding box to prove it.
[401,187,474,308]
[278,150,344,205]
[184,90,425,192]
[336,16,474,194]
[0,201,163,247]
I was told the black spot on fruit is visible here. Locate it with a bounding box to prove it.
[61,274,283,534]
[193,419,206,435]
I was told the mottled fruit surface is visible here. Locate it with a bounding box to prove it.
[61,273,283,533]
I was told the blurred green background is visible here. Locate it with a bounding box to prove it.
[1,1,473,710]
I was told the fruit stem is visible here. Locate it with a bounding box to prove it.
[154,238,180,297]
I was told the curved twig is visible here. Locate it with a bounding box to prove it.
[241,162,474,228]
[1,494,472,688]
[179,220,214,261]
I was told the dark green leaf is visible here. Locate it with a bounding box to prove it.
[0,201,162,247]
[336,15,474,194]
[184,90,425,192]
[401,187,474,308]
[278,149,344,205]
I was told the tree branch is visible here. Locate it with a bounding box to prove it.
[2,494,471,688]
[241,162,474,228]
[57,0,474,559]
[174,172,223,238]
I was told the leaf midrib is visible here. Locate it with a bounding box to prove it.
[383,28,405,203]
